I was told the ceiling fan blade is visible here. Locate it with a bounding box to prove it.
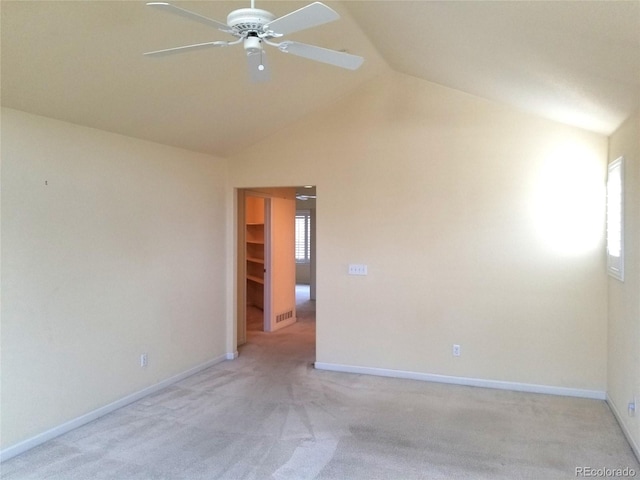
[277,41,364,70]
[144,41,229,57]
[247,50,270,83]
[263,2,339,36]
[146,2,231,33]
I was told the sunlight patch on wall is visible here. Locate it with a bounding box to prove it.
[531,143,605,256]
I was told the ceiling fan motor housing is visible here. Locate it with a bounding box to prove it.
[227,8,275,36]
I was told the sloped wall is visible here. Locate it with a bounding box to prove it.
[229,72,608,393]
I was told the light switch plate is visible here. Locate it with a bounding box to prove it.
[348,264,368,275]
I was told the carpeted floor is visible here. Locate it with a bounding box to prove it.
[2,289,638,479]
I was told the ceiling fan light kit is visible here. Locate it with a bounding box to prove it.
[144,1,364,82]
[243,35,263,55]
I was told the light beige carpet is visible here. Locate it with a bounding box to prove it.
[2,308,638,479]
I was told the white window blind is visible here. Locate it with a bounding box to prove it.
[295,210,311,263]
[606,157,624,281]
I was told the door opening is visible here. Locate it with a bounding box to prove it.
[236,186,316,349]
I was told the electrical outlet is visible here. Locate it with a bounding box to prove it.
[140,353,148,367]
[629,398,636,417]
[452,344,461,357]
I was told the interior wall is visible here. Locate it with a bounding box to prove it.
[269,192,297,331]
[296,263,311,285]
[1,108,228,450]
[607,109,640,457]
[228,71,608,392]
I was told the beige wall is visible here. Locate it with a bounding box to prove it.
[229,72,608,392]
[1,72,621,456]
[607,109,640,456]
[268,193,297,331]
[1,108,228,449]
[296,262,311,285]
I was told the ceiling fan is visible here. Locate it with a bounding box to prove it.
[144,1,364,82]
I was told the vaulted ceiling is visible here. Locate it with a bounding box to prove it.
[2,1,639,158]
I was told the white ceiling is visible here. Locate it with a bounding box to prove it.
[344,0,640,135]
[2,1,639,157]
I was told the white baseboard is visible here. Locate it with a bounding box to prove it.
[226,350,239,360]
[0,353,233,463]
[314,362,606,400]
[606,394,640,462]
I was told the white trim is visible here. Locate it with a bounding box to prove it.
[314,362,606,400]
[226,350,239,360]
[607,394,640,462]
[0,353,232,463]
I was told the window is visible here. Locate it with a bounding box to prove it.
[295,210,311,263]
[606,157,624,281]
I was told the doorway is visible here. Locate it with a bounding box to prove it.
[236,186,316,348]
